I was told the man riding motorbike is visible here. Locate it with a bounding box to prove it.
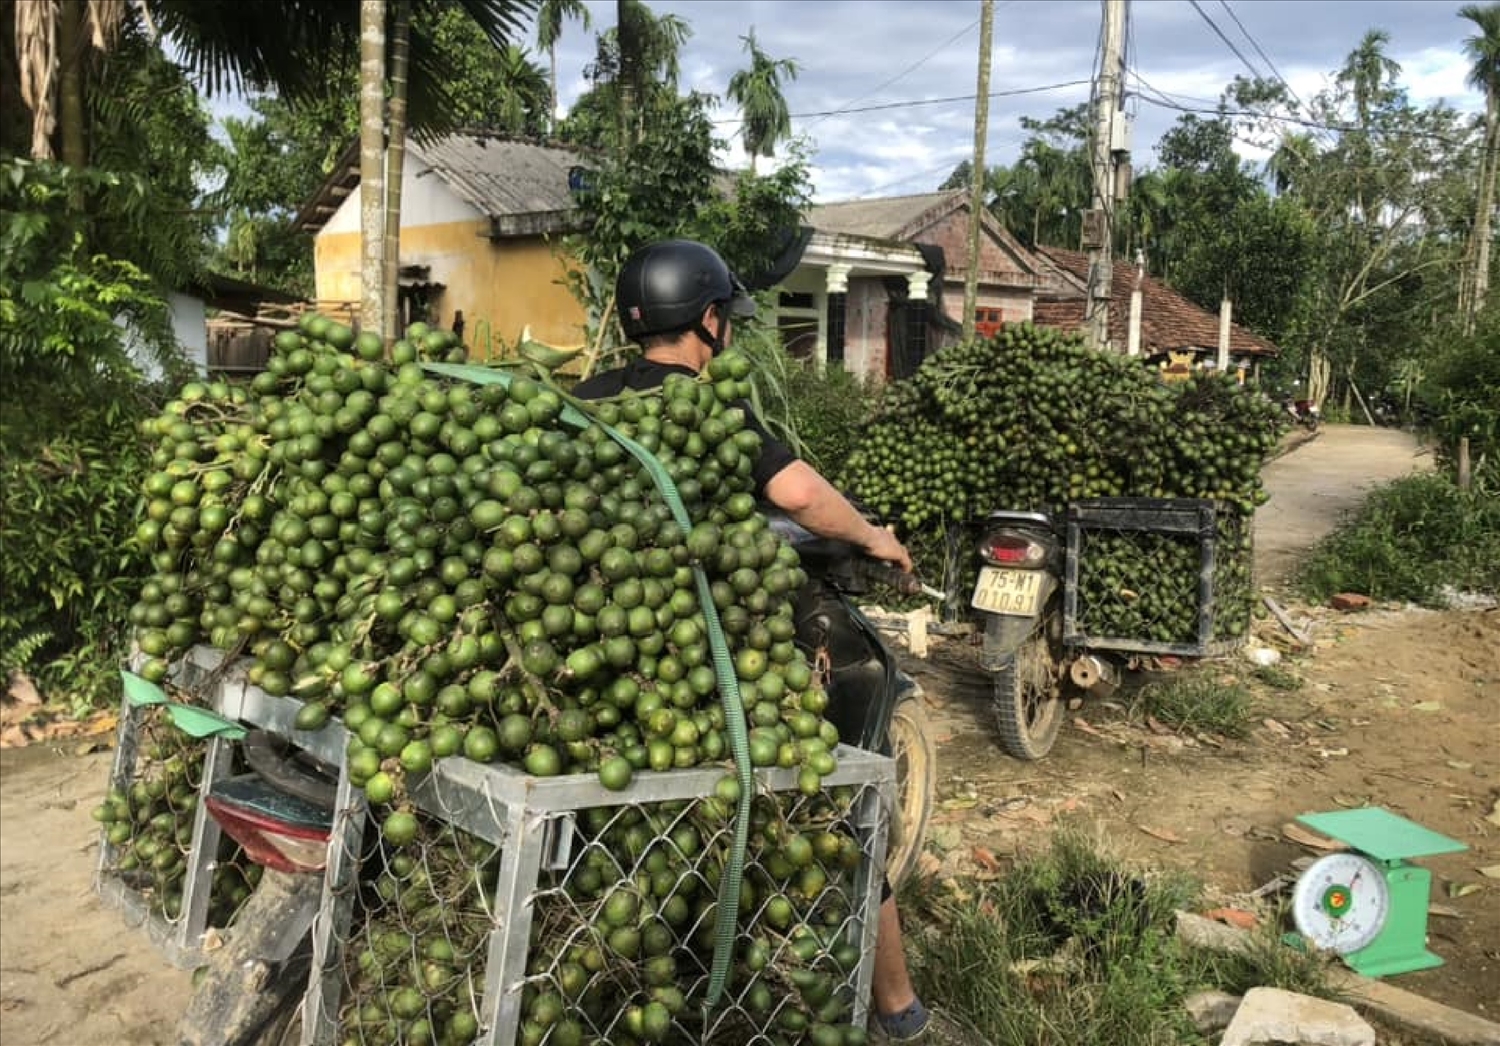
[572,239,972,1045]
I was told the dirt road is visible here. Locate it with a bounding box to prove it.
[0,741,193,1045]
[1255,424,1432,585]
[0,423,1484,1045]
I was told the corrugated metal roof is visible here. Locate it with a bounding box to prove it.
[409,134,584,222]
[809,191,960,239]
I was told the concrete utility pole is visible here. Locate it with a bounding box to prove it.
[962,0,995,342]
[1085,0,1127,352]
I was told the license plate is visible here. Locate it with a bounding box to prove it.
[970,567,1045,616]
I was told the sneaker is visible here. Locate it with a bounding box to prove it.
[869,1007,984,1045]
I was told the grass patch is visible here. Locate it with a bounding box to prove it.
[900,830,1341,1045]
[1251,664,1303,692]
[1135,674,1255,738]
[1296,470,1500,606]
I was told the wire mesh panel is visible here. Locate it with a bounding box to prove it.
[94,698,251,969]
[1062,499,1253,657]
[98,645,350,970]
[305,750,892,1046]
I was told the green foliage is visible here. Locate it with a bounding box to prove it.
[560,93,813,368]
[1297,471,1500,605]
[0,159,181,382]
[730,330,880,475]
[1418,310,1500,470]
[0,373,160,710]
[1135,675,1255,738]
[0,160,179,709]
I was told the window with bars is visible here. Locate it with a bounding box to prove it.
[826,293,846,364]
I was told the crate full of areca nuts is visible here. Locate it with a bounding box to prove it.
[300,747,895,1046]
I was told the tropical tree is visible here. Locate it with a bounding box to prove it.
[490,43,551,135]
[1460,2,1500,326]
[535,0,592,134]
[563,0,690,149]
[726,28,799,172]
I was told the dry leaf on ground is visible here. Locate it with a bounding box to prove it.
[1202,907,1259,930]
[1138,825,1185,844]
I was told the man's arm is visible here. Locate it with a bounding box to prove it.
[763,460,913,573]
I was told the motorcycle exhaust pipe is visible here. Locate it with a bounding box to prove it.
[1069,655,1120,699]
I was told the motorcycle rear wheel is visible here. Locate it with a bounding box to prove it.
[885,695,935,887]
[992,628,1063,760]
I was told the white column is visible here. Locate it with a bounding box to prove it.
[906,271,931,301]
[825,263,851,295]
[1127,259,1143,357]
[1217,297,1232,372]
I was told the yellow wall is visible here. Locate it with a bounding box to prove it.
[313,219,588,358]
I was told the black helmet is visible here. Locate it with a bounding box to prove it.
[617,239,756,341]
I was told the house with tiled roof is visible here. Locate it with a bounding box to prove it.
[1031,246,1279,374]
[783,189,1051,379]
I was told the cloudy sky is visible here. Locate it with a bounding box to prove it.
[540,0,1484,202]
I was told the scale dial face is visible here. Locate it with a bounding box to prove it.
[1292,852,1391,955]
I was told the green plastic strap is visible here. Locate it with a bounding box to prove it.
[425,361,754,1008]
[120,671,247,740]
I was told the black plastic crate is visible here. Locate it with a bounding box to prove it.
[1062,498,1253,657]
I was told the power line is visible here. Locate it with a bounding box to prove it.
[1129,74,1471,146]
[1186,0,1267,82]
[1215,0,1335,148]
[714,79,1093,128]
[803,16,983,131]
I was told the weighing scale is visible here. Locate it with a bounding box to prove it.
[1288,807,1467,978]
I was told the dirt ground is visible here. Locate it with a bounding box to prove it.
[0,425,1494,1045]
[899,426,1500,1024]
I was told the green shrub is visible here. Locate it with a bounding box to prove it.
[0,374,160,709]
[0,160,181,711]
[897,829,1340,1045]
[1296,471,1500,605]
[1419,312,1500,471]
[734,331,881,477]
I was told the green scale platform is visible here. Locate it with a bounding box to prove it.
[1289,807,1467,978]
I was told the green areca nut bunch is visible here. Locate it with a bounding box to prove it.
[843,322,1282,642]
[126,314,841,822]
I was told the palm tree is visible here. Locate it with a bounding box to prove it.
[13,0,537,165]
[726,28,799,173]
[1336,30,1401,227]
[1460,3,1500,325]
[493,44,551,135]
[535,0,591,135]
[1338,29,1402,127]
[360,0,387,334]
[607,0,690,146]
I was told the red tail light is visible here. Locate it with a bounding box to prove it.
[978,533,1048,568]
[205,795,331,874]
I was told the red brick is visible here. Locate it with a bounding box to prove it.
[1330,593,1372,611]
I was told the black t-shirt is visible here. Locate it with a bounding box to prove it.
[572,357,798,495]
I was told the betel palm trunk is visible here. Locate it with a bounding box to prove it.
[382,1,411,342]
[359,0,385,336]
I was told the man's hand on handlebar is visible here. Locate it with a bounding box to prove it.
[862,524,913,575]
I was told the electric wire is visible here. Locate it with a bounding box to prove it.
[802,14,984,131]
[713,79,1094,128]
[1186,0,1268,82]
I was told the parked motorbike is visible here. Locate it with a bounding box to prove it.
[969,512,1070,760]
[1285,398,1321,432]
[177,731,341,1046]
